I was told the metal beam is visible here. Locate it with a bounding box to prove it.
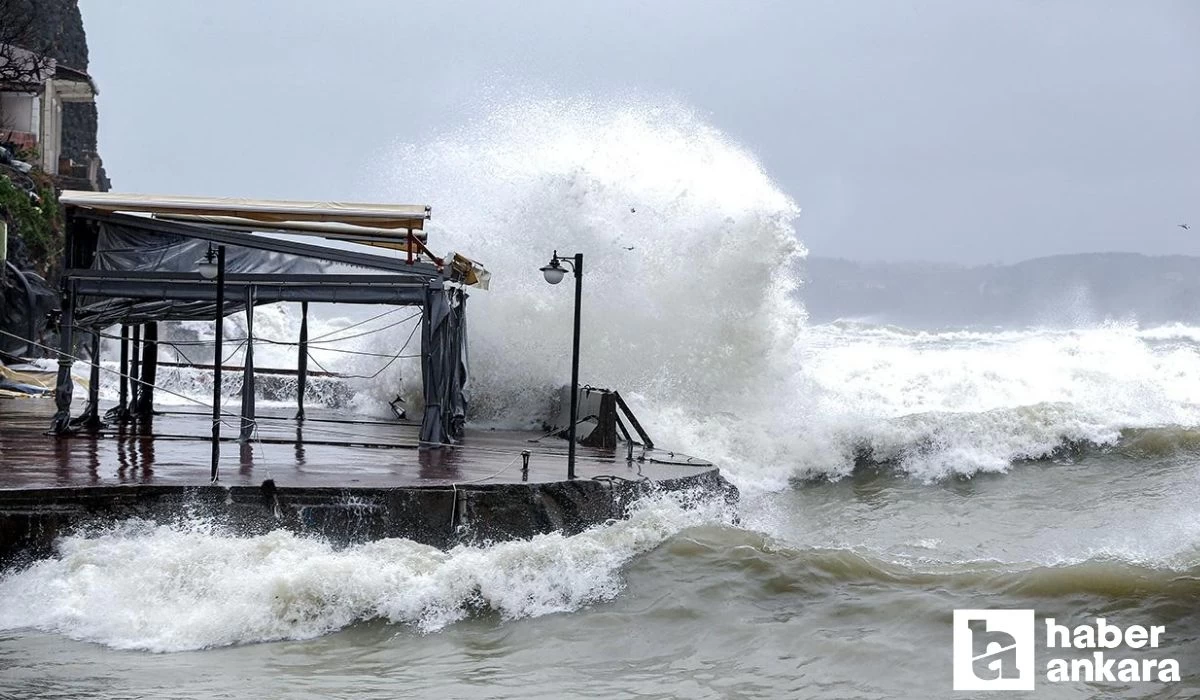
[296,301,308,421]
[79,330,102,431]
[128,324,141,416]
[110,324,132,424]
[72,278,430,308]
[67,270,439,285]
[135,322,158,416]
[239,286,256,442]
[211,245,225,482]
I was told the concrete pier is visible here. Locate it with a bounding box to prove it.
[0,401,734,567]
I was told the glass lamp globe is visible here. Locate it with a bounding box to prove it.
[540,260,565,284]
[198,258,219,279]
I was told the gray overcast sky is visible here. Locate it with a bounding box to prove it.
[78,1,1198,264]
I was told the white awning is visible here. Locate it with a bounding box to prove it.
[60,191,430,230]
[152,214,425,252]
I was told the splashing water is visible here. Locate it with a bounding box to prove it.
[364,97,1200,488]
[0,492,733,652]
[10,97,1200,660]
[133,97,1200,489]
[368,97,810,480]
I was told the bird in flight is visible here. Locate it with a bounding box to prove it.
[1180,224,1191,230]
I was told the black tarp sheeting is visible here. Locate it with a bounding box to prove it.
[92,219,327,276]
[1,261,58,356]
[419,281,469,445]
[77,218,349,325]
[50,209,472,448]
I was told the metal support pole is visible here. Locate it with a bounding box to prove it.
[48,279,76,435]
[567,253,583,480]
[295,301,308,421]
[210,245,226,482]
[108,324,132,424]
[239,285,256,442]
[117,324,129,411]
[135,322,158,416]
[613,391,654,449]
[127,324,141,415]
[83,330,102,430]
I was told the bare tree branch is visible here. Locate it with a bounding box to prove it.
[0,0,53,135]
[0,0,53,88]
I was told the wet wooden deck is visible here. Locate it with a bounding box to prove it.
[0,400,712,490]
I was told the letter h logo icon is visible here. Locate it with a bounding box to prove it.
[953,609,1035,690]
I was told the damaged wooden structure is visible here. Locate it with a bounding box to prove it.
[47,192,485,475]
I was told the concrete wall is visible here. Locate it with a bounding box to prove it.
[0,92,38,133]
[0,471,737,568]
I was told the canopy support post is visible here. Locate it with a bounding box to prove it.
[135,322,158,417]
[419,282,435,445]
[48,280,77,435]
[78,330,103,431]
[127,324,141,416]
[111,324,132,424]
[210,245,225,482]
[239,286,256,442]
[295,301,308,421]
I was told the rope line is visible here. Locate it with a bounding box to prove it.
[304,317,420,380]
[2,327,557,464]
[86,309,419,351]
[2,328,589,480]
[307,307,411,342]
[0,329,241,417]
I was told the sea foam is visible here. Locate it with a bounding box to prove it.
[0,492,732,652]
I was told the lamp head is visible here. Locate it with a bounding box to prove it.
[197,244,219,280]
[540,255,565,285]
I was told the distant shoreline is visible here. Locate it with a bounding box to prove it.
[799,252,1200,328]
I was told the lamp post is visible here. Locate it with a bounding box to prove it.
[540,250,583,480]
[199,243,225,482]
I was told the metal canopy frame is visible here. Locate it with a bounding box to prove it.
[49,200,471,456]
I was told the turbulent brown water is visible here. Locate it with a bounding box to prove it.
[4,100,1200,697]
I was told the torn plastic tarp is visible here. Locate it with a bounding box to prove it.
[91,219,328,276]
[75,218,419,325]
[1,261,58,356]
[419,283,469,445]
[0,361,55,397]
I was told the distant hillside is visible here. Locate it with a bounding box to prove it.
[799,253,1200,328]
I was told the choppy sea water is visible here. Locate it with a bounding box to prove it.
[2,446,1199,698]
[6,321,1200,698]
[4,99,1200,697]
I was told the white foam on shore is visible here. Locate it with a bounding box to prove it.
[0,492,731,652]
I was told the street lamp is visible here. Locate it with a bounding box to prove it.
[540,250,583,480]
[197,244,219,280]
[198,243,226,482]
